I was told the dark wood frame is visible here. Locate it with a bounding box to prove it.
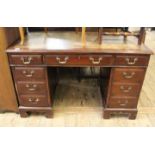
[98,27,146,45]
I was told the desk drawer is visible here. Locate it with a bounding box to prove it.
[107,97,138,108]
[19,95,49,107]
[80,55,114,66]
[115,55,149,66]
[112,68,145,83]
[9,55,42,65]
[111,83,141,97]
[16,82,47,95]
[13,67,45,81]
[44,55,79,66]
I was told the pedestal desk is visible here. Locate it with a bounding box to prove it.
[6,32,153,119]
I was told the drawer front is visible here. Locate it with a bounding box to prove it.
[107,97,138,108]
[111,83,141,97]
[19,95,49,107]
[44,55,79,66]
[115,55,149,66]
[112,68,145,83]
[13,67,45,81]
[9,55,42,65]
[79,55,114,66]
[16,82,47,95]
[44,55,114,66]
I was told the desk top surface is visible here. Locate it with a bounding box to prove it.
[6,32,153,54]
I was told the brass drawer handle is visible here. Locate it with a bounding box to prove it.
[56,56,69,64]
[25,84,37,91]
[22,70,34,77]
[89,57,102,65]
[28,98,40,104]
[122,72,135,79]
[117,100,128,106]
[125,57,138,65]
[21,57,32,64]
[120,103,126,106]
[120,86,132,93]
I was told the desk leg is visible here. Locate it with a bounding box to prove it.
[19,109,29,118]
[45,110,53,118]
[128,111,137,120]
[103,110,111,119]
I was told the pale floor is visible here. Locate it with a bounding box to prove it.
[0,31,155,127]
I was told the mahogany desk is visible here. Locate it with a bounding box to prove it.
[6,32,153,119]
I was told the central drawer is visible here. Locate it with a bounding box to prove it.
[44,55,79,66]
[44,55,114,66]
[111,83,141,97]
[16,81,47,95]
[79,55,114,66]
